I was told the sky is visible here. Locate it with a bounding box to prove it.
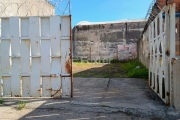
[55,0,153,27]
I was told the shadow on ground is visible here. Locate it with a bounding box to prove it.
[0,78,180,120]
[73,63,127,78]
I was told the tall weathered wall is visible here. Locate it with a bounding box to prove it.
[172,60,180,112]
[73,20,146,61]
[0,0,54,16]
[137,30,149,68]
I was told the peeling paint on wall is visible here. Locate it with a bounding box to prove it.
[118,44,137,60]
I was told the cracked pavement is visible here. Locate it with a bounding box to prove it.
[0,78,180,120]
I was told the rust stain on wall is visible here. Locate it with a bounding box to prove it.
[118,44,137,60]
[51,89,61,97]
[65,58,71,73]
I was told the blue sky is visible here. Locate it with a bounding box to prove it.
[54,0,153,27]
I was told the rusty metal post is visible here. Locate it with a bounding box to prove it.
[69,15,73,98]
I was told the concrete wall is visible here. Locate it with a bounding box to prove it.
[73,20,146,61]
[172,60,180,112]
[137,30,149,68]
[0,0,54,16]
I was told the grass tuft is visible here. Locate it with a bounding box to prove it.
[121,59,148,79]
[18,101,27,110]
[0,98,4,104]
[73,59,148,79]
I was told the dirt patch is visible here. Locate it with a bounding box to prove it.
[73,62,126,78]
[72,59,148,78]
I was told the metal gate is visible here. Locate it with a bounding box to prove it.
[0,16,72,98]
[148,4,175,104]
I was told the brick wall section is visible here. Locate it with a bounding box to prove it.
[158,0,180,10]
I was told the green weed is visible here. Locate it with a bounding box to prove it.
[122,59,148,79]
[114,73,123,78]
[100,104,109,107]
[17,101,27,110]
[73,59,148,79]
[0,98,4,104]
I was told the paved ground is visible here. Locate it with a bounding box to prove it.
[0,78,180,120]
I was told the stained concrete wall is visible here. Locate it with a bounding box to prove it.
[73,20,146,61]
[172,60,180,112]
[0,0,54,16]
[137,30,149,68]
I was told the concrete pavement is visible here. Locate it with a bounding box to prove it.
[0,78,180,120]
